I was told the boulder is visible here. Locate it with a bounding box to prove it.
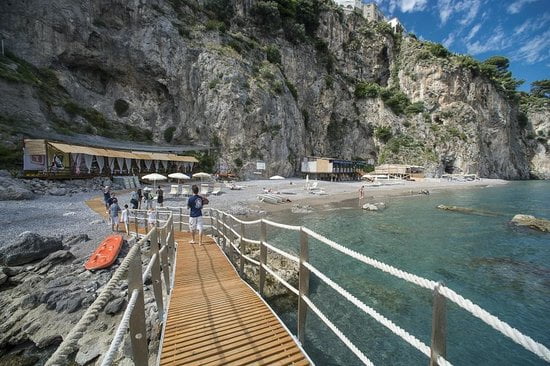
[291,204,314,214]
[0,271,7,286]
[48,188,67,196]
[511,214,550,233]
[0,176,34,200]
[0,233,63,266]
[63,234,90,247]
[362,202,386,211]
[105,297,126,315]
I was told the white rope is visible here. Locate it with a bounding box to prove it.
[243,255,260,266]
[263,241,299,263]
[304,263,453,366]
[261,264,299,296]
[438,286,550,363]
[301,228,550,362]
[302,295,375,366]
[100,289,139,366]
[263,219,301,231]
[246,239,261,245]
[142,254,157,283]
[230,242,241,255]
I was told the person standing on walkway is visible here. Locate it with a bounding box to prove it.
[103,186,111,209]
[187,185,208,245]
[359,185,364,200]
[109,198,121,232]
[121,204,130,235]
[144,188,153,210]
[156,187,164,208]
[130,190,139,209]
[137,188,143,209]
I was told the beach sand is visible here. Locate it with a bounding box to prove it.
[139,178,509,216]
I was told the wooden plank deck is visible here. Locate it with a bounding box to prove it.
[161,233,310,365]
[85,197,310,365]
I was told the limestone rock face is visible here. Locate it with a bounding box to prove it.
[0,233,63,266]
[0,0,548,178]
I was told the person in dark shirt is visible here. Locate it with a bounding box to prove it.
[187,185,207,245]
[103,186,111,209]
[156,187,164,207]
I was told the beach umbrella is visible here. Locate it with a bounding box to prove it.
[193,172,211,181]
[306,174,309,189]
[142,173,167,191]
[269,175,285,180]
[168,173,190,183]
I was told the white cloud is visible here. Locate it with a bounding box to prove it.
[516,30,550,63]
[466,27,512,54]
[465,24,482,42]
[507,0,539,14]
[443,33,456,48]
[385,0,427,13]
[514,13,550,34]
[437,0,454,25]
[458,0,481,25]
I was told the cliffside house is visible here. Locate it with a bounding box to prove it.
[22,139,198,179]
[333,0,404,29]
[301,156,370,181]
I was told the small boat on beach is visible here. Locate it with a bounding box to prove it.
[84,234,124,270]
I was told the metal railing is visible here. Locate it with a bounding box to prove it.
[204,208,550,366]
[45,210,176,366]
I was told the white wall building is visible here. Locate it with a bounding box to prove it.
[333,1,405,32]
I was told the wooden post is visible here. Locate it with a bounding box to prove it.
[222,212,227,252]
[144,211,149,235]
[128,251,148,366]
[259,220,267,296]
[297,228,310,345]
[134,214,139,236]
[160,227,170,294]
[179,207,183,232]
[429,283,447,366]
[216,210,221,245]
[149,229,164,322]
[239,222,245,276]
[227,215,233,262]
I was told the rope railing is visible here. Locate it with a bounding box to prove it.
[204,208,550,366]
[46,210,176,366]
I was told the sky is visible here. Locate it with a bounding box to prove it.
[371,0,550,92]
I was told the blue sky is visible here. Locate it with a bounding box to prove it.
[372,0,550,92]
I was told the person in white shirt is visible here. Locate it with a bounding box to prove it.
[121,204,130,235]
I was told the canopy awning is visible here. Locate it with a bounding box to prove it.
[24,139,46,155]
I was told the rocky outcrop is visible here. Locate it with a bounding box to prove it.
[0,173,34,201]
[0,233,63,266]
[362,202,386,211]
[0,1,547,178]
[436,205,501,217]
[511,214,550,233]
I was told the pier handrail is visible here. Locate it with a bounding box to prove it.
[45,210,176,366]
[205,207,550,366]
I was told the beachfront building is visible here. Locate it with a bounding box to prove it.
[22,139,198,179]
[373,164,424,179]
[301,156,369,181]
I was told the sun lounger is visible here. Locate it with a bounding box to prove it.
[257,194,279,204]
[169,185,179,196]
[211,183,222,195]
[180,185,190,197]
[200,184,209,196]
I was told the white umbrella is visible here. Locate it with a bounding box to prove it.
[193,172,211,181]
[269,175,285,180]
[142,173,167,191]
[306,174,309,189]
[168,173,190,182]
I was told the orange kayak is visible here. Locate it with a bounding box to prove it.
[84,235,124,270]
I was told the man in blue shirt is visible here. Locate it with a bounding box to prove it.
[187,185,207,245]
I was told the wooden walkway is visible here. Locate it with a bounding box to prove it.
[160,234,310,365]
[85,197,310,365]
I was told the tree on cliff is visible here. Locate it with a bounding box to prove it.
[531,80,550,98]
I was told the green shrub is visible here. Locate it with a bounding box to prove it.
[354,81,379,98]
[374,126,392,143]
[302,109,309,128]
[114,99,130,116]
[427,43,450,58]
[295,0,319,36]
[381,88,410,115]
[405,101,424,115]
[209,79,219,89]
[266,44,281,64]
[285,79,298,100]
[227,39,242,53]
[204,0,234,24]
[272,80,283,94]
[251,1,281,31]
[206,19,225,31]
[325,75,333,89]
[518,111,529,128]
[164,126,177,143]
[283,21,307,43]
[234,157,243,167]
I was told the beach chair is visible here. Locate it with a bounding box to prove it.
[169,185,179,197]
[200,184,209,196]
[180,185,190,197]
[211,183,222,195]
[308,181,319,190]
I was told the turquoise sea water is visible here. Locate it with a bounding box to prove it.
[263,181,550,366]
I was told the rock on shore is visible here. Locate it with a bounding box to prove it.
[0,233,63,266]
[511,214,550,232]
[0,174,34,201]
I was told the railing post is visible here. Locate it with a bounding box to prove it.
[239,222,245,276]
[134,212,139,236]
[168,217,176,267]
[227,215,234,262]
[222,212,227,252]
[128,248,148,366]
[297,227,310,345]
[215,210,221,245]
[259,220,267,296]
[149,228,164,322]
[160,226,170,295]
[429,283,447,366]
[144,211,149,235]
[179,207,183,232]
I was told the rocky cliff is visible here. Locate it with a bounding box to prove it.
[0,0,548,178]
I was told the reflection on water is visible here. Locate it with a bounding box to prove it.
[265,181,550,366]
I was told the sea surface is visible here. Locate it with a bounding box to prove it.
[261,181,550,366]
